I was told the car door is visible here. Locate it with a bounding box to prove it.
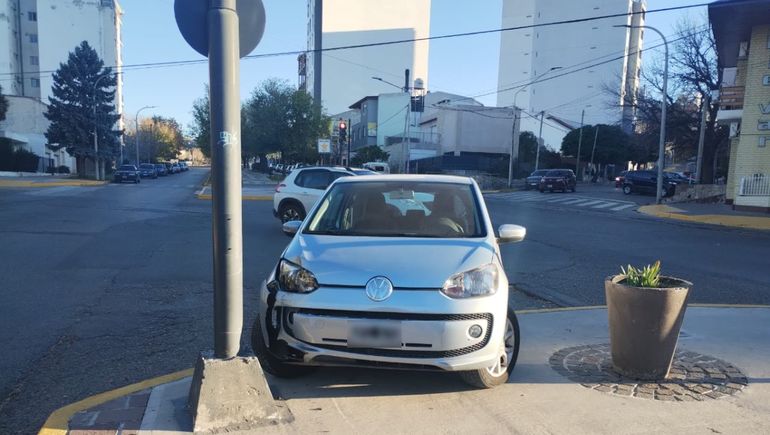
[294,169,331,212]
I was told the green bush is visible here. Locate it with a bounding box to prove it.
[57,165,70,174]
[621,261,661,288]
[0,141,40,172]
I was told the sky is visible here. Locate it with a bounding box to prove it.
[120,0,710,134]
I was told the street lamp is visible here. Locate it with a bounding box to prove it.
[371,76,404,91]
[92,73,116,181]
[615,24,668,204]
[135,105,157,166]
[372,75,412,172]
[508,66,562,184]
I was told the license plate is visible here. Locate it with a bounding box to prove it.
[547,184,553,188]
[347,320,402,348]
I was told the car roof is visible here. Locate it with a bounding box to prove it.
[335,174,473,185]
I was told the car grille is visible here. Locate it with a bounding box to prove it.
[291,308,493,358]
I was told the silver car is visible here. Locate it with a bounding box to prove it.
[252,175,526,388]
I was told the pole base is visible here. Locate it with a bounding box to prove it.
[187,351,293,434]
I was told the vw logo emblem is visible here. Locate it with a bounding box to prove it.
[365,276,393,302]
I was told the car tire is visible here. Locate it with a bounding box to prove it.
[571,186,576,193]
[251,317,315,378]
[622,185,632,195]
[460,308,520,389]
[278,201,305,223]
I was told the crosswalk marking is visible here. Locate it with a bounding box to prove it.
[610,203,636,211]
[561,198,589,205]
[591,202,617,209]
[574,200,604,207]
[484,191,637,213]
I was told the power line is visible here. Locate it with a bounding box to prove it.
[0,0,748,79]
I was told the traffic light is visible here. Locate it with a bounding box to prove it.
[338,120,347,143]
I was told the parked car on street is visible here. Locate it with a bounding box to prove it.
[538,169,576,193]
[179,162,189,172]
[138,163,158,179]
[614,170,628,188]
[254,175,525,388]
[525,169,550,190]
[622,170,678,197]
[113,165,141,184]
[155,164,168,176]
[172,162,183,173]
[273,166,357,223]
[164,162,176,174]
[362,161,390,174]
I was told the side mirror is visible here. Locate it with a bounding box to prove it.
[497,224,526,244]
[282,220,302,237]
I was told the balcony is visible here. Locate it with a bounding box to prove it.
[716,85,744,125]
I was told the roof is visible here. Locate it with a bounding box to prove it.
[709,0,770,68]
[348,96,378,110]
[335,174,474,185]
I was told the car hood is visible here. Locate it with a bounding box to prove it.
[283,235,497,288]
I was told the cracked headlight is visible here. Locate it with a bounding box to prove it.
[278,259,319,293]
[441,263,500,298]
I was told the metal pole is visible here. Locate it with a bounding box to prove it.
[347,117,351,165]
[575,109,584,180]
[508,107,520,187]
[590,125,599,169]
[535,111,544,171]
[135,115,140,165]
[695,93,708,184]
[209,0,243,359]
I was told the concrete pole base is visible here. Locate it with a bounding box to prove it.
[187,351,293,433]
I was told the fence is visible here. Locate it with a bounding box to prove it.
[739,175,770,196]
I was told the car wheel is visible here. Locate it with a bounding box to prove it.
[251,317,315,378]
[279,202,305,223]
[460,308,520,389]
[622,185,632,195]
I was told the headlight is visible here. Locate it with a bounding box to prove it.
[441,263,500,298]
[278,259,319,293]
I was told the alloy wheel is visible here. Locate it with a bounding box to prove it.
[486,317,515,377]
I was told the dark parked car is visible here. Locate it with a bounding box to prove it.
[179,162,189,171]
[525,169,550,190]
[614,170,628,188]
[155,164,168,176]
[164,162,176,174]
[113,165,140,184]
[138,163,157,179]
[172,162,183,173]
[539,169,576,193]
[622,170,678,197]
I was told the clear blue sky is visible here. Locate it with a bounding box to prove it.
[120,0,709,133]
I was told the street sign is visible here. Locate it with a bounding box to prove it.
[174,0,266,58]
[318,139,331,154]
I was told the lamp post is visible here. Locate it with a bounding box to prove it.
[509,66,562,186]
[373,75,412,173]
[92,73,115,181]
[135,105,157,166]
[616,24,668,204]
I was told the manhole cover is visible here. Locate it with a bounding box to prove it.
[549,344,748,401]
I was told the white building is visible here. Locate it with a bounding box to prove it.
[0,0,123,172]
[304,0,431,115]
[496,0,645,148]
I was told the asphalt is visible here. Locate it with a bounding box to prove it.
[1,174,768,433]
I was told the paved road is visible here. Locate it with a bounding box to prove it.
[0,173,768,433]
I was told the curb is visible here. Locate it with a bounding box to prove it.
[39,304,770,434]
[38,368,193,435]
[638,204,770,231]
[0,180,108,188]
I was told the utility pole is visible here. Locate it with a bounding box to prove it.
[695,92,709,184]
[135,105,156,166]
[347,117,352,166]
[575,109,585,180]
[535,111,545,171]
[508,107,520,187]
[403,68,411,174]
[590,124,599,172]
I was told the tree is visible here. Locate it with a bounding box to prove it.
[242,79,329,170]
[44,41,121,178]
[126,116,184,163]
[189,85,210,158]
[517,131,539,163]
[561,124,630,165]
[0,84,8,122]
[351,145,389,166]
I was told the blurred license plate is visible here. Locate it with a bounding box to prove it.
[347,320,401,348]
[547,184,553,188]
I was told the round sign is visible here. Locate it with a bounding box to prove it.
[175,0,265,58]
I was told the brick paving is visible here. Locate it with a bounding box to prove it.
[549,344,748,401]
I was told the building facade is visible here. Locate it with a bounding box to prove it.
[304,0,431,115]
[710,0,770,212]
[496,0,645,147]
[0,0,123,172]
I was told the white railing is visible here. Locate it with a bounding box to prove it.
[739,175,770,196]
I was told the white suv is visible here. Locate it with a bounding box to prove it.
[273,167,356,223]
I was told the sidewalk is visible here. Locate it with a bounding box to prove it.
[0,176,106,188]
[639,202,770,231]
[44,305,770,434]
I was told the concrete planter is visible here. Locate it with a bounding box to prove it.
[605,275,692,380]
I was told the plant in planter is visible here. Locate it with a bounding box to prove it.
[605,261,692,380]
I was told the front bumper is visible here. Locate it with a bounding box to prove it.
[258,282,508,372]
[113,174,138,182]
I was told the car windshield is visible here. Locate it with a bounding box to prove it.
[545,170,565,177]
[140,164,154,169]
[351,169,377,175]
[531,170,549,177]
[119,165,135,171]
[304,181,485,238]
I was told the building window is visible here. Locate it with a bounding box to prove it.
[28,34,38,43]
[30,55,38,66]
[763,75,770,86]
[31,78,40,88]
[28,11,37,21]
[767,34,770,49]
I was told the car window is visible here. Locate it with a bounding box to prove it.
[119,165,135,171]
[305,181,484,238]
[295,169,330,190]
[330,171,352,182]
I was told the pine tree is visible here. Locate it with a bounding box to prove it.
[0,84,8,122]
[45,41,121,178]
